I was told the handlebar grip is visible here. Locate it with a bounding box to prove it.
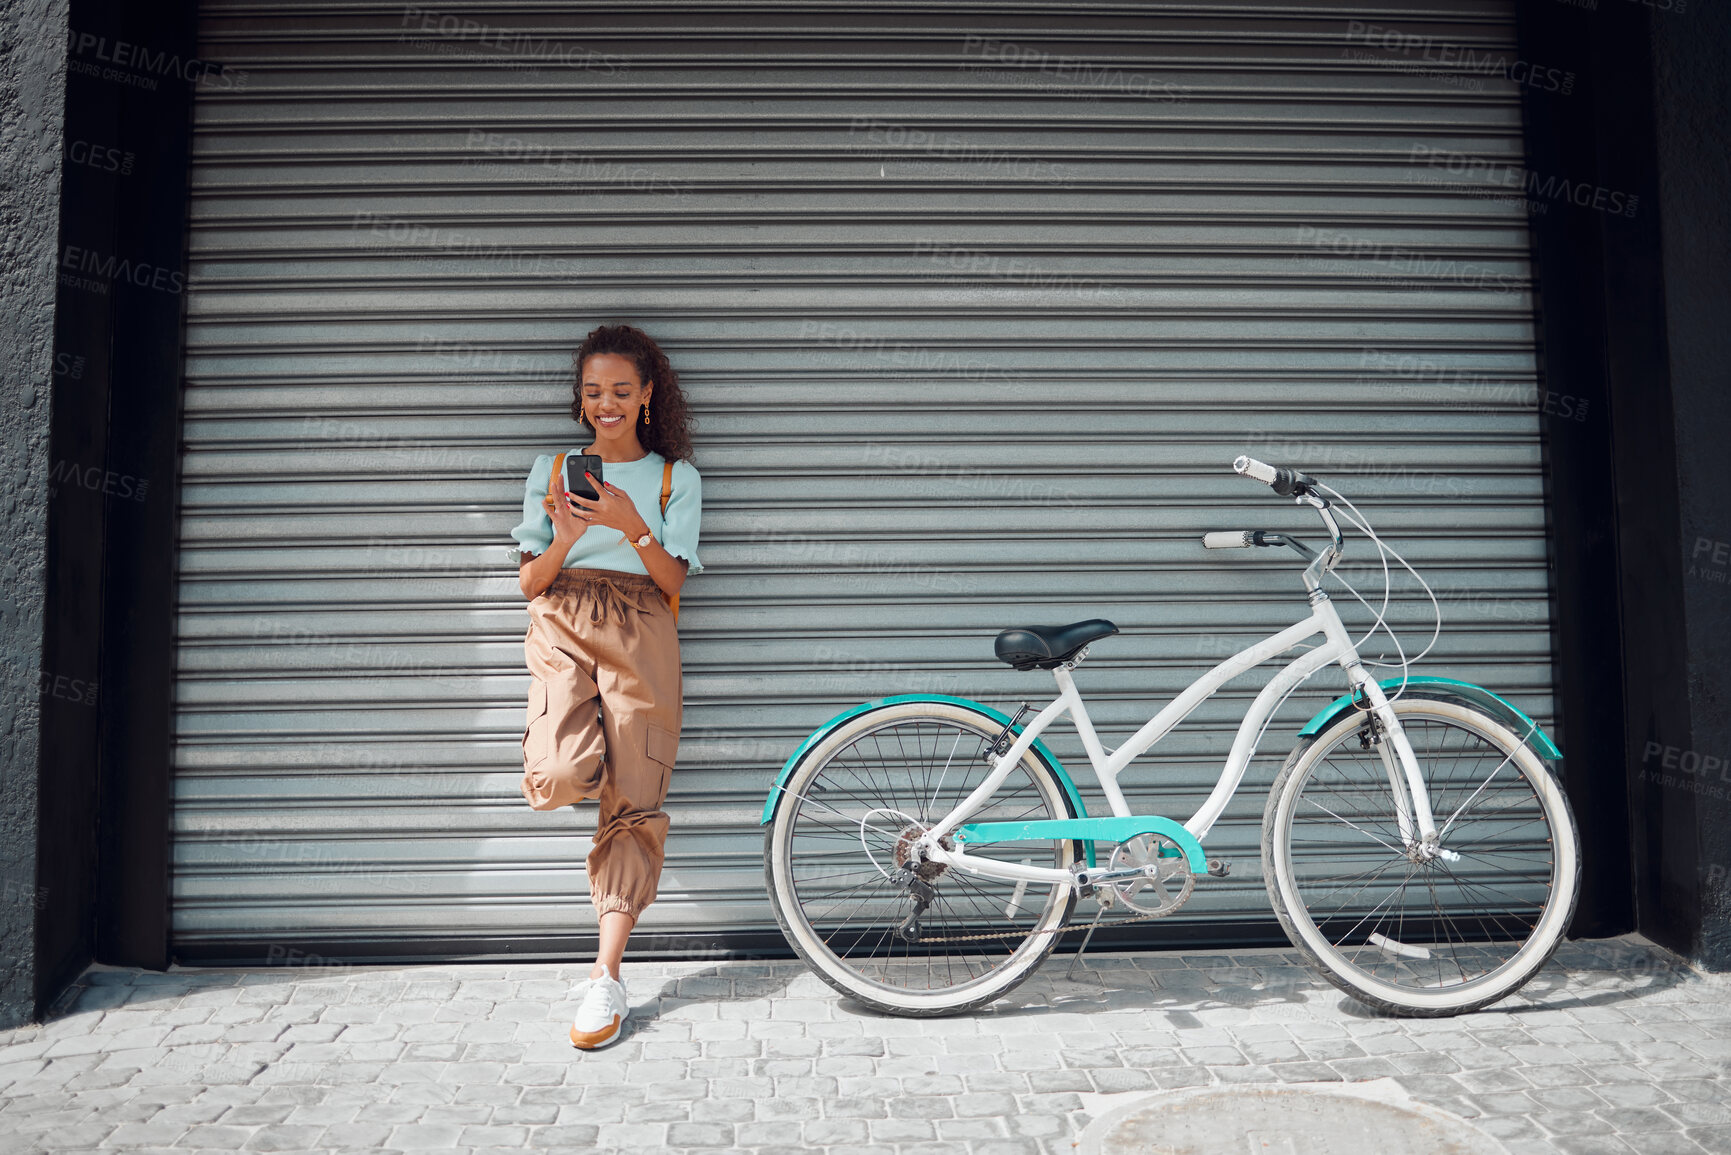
[1233,456,1278,485]
[1203,531,1255,549]
[1232,455,1317,498]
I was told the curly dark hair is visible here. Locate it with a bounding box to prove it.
[571,323,694,463]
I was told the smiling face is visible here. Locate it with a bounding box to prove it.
[579,352,653,457]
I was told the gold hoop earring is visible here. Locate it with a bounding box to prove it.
[642,403,650,426]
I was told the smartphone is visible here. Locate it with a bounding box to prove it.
[563,454,604,503]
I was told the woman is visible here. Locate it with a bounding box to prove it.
[510,323,701,1050]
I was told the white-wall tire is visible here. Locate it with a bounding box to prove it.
[765,701,1080,1017]
[1264,697,1580,1016]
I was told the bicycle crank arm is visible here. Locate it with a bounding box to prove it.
[1073,863,1166,887]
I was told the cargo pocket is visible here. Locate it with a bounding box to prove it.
[645,721,679,803]
[522,679,549,771]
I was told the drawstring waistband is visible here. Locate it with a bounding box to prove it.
[546,568,663,627]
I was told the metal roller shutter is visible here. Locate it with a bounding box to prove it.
[174,0,1557,958]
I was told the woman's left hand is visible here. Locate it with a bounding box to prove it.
[568,474,650,541]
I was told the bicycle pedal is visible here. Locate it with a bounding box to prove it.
[1206,858,1231,877]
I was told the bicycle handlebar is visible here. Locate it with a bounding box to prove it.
[1233,455,1318,498]
[1224,456,1344,589]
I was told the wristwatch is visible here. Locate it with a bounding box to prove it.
[629,531,655,550]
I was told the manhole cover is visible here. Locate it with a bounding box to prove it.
[1079,1082,1507,1155]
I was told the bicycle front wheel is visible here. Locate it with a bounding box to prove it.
[1264,697,1580,1016]
[764,701,1080,1016]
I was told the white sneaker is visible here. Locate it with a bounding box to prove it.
[569,973,628,1049]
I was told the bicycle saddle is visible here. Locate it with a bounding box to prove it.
[993,619,1119,670]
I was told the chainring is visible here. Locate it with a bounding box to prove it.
[1107,833,1195,916]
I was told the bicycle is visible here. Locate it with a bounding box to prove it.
[761,456,1581,1018]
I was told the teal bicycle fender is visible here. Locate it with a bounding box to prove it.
[1298,676,1562,764]
[759,693,1096,866]
[955,816,1207,876]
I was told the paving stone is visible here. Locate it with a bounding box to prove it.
[888,1096,955,1120]
[625,1098,691,1123]
[1616,1132,1709,1155]
[936,1115,1010,1139]
[175,1123,258,1147]
[1549,1135,1640,1155]
[1536,1110,1611,1137]
[1654,1101,1731,1129]
[240,1123,325,1150]
[313,1121,394,1147]
[1089,1068,1156,1093]
[1684,1126,1731,1153]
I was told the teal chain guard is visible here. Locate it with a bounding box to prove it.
[954,815,1208,875]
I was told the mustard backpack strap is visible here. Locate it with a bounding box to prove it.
[541,451,568,515]
[660,459,679,621]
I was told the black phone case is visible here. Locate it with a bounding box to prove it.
[563,454,604,502]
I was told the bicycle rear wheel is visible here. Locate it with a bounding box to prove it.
[1264,697,1580,1016]
[764,701,1080,1016]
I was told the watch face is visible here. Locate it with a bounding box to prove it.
[636,534,652,547]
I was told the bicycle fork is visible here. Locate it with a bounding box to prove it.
[1340,666,1452,861]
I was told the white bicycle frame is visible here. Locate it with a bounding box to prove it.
[912,500,1441,890]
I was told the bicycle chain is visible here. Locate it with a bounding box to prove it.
[903,901,1181,945]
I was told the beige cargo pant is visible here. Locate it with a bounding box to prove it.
[521,568,682,920]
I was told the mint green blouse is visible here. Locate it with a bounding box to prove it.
[510,449,702,576]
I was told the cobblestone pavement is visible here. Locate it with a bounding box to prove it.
[0,934,1725,1155]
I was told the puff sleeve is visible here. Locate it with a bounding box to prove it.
[660,459,703,575]
[509,454,556,557]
